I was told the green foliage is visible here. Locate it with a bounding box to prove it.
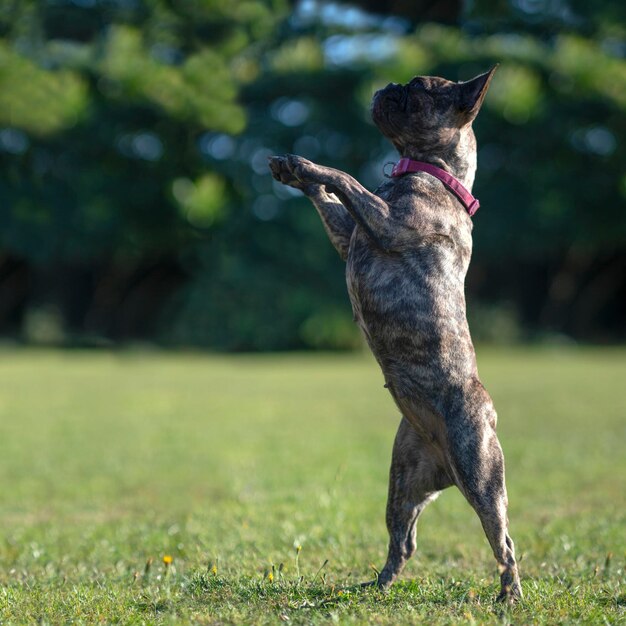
[271,37,326,73]
[0,43,88,134]
[173,174,228,228]
[0,0,287,267]
[0,347,624,622]
[101,26,245,132]
[486,63,543,123]
[0,0,624,345]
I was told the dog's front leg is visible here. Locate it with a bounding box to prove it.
[273,154,397,253]
[269,156,354,260]
[307,186,355,261]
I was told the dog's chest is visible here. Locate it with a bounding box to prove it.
[345,212,474,390]
[346,227,467,318]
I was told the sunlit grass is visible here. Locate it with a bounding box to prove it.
[0,346,624,624]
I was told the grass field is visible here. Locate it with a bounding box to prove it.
[0,346,624,624]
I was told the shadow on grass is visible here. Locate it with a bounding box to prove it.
[170,569,510,620]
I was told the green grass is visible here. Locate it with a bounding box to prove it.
[0,346,624,624]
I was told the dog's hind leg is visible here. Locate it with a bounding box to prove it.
[376,417,453,589]
[446,392,522,602]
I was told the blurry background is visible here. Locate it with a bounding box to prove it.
[0,0,624,351]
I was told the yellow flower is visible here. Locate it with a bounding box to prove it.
[268,571,274,582]
[211,564,218,575]
[163,555,173,565]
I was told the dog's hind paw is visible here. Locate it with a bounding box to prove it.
[496,581,523,604]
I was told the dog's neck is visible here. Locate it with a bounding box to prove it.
[400,127,477,191]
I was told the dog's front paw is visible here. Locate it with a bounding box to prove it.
[268,154,326,196]
[268,155,305,190]
[284,153,320,184]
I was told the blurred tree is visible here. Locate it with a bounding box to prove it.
[178,0,626,346]
[0,0,624,347]
[0,0,286,341]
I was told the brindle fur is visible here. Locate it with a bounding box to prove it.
[268,67,522,603]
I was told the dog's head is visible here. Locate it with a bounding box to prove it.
[371,67,497,156]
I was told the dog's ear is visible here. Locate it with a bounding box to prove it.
[457,65,498,122]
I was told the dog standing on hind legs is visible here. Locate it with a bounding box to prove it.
[268,65,522,603]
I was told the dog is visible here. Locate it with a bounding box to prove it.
[268,66,522,603]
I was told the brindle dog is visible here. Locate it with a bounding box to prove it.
[268,67,522,603]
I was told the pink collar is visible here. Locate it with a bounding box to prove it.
[391,158,480,217]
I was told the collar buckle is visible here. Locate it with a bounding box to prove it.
[382,161,396,178]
